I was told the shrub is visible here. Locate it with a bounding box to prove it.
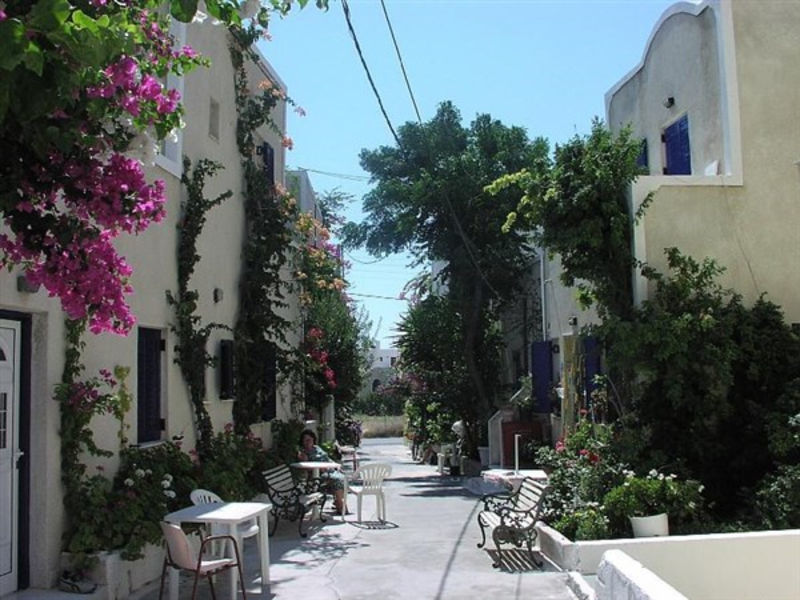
[199,425,271,499]
[753,464,800,529]
[603,470,705,536]
[536,420,627,527]
[553,503,610,541]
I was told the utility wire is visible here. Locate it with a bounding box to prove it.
[295,166,370,182]
[342,0,495,299]
[379,0,422,124]
[341,0,402,147]
[349,292,407,301]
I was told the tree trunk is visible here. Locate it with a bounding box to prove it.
[461,277,489,457]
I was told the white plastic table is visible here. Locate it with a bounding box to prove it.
[164,501,271,599]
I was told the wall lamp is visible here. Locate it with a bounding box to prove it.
[663,96,675,108]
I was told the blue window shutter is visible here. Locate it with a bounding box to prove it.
[663,115,691,175]
[259,142,275,185]
[137,328,163,443]
[531,341,553,413]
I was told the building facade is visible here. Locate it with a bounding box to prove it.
[0,21,302,593]
[608,0,800,322]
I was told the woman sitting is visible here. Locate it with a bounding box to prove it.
[298,428,347,515]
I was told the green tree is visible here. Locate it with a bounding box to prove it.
[604,249,800,514]
[344,101,548,455]
[493,119,649,320]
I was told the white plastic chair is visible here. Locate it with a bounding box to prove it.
[190,489,260,552]
[347,463,392,522]
[158,521,246,600]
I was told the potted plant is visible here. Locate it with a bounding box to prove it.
[603,470,704,537]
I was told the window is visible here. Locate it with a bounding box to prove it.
[390,357,397,367]
[258,142,275,185]
[261,343,277,421]
[137,328,164,444]
[662,115,691,175]
[372,379,381,392]
[636,138,649,172]
[219,339,234,400]
[155,21,186,177]
[209,97,220,141]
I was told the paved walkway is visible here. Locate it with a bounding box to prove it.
[14,438,577,600]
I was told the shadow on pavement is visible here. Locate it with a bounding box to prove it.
[486,548,546,573]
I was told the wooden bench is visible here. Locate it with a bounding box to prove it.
[262,464,326,537]
[476,477,548,567]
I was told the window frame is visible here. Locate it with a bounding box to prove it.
[154,20,186,178]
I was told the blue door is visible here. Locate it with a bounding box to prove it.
[531,341,552,413]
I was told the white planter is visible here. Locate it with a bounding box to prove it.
[61,544,165,599]
[629,513,669,538]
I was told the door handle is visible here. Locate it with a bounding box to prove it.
[14,450,24,468]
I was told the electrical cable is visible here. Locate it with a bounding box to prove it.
[294,166,370,182]
[379,0,422,124]
[340,0,402,147]
[342,1,498,300]
[349,292,407,301]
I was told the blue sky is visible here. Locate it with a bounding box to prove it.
[261,0,677,347]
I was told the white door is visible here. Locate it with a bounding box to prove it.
[0,320,21,596]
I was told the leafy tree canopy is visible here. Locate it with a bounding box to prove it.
[491,119,649,319]
[344,101,546,452]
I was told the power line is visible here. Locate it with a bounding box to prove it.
[342,0,496,300]
[340,0,402,147]
[379,0,422,124]
[294,166,370,182]
[349,292,407,301]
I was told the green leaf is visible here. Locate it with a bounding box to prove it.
[22,43,44,75]
[71,9,99,34]
[0,21,28,71]
[0,76,9,124]
[171,0,199,23]
[29,0,72,32]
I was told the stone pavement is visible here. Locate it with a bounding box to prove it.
[157,436,576,600]
[13,437,578,600]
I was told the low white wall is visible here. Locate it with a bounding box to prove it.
[596,550,687,600]
[538,525,800,600]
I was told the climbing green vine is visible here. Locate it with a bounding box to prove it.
[167,157,232,459]
[229,32,302,432]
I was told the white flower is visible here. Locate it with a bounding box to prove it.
[161,480,171,489]
[124,478,134,487]
[648,469,658,479]
[135,469,146,478]
[164,489,176,498]
[163,473,173,482]
[146,468,153,475]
